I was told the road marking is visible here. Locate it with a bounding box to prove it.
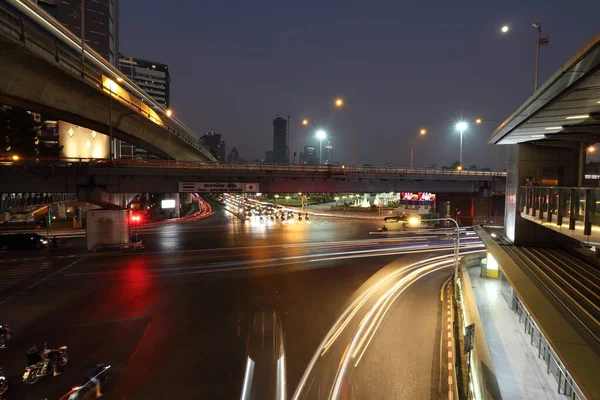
[0,257,86,305]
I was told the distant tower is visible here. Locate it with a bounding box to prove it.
[273,116,289,164]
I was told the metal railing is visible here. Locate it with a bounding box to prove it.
[1,157,508,177]
[0,1,215,162]
[519,185,600,235]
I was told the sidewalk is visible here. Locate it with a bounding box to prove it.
[467,265,569,400]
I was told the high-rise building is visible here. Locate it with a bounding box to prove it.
[272,116,288,164]
[324,142,333,165]
[300,146,317,165]
[200,131,226,162]
[227,147,240,163]
[265,150,273,163]
[32,0,119,65]
[119,56,170,107]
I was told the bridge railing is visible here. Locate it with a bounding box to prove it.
[1,157,508,177]
[0,1,215,162]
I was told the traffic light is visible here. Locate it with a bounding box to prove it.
[130,214,141,223]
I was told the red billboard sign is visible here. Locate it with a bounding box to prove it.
[400,192,436,201]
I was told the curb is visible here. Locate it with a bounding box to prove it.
[445,280,458,400]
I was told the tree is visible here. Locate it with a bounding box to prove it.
[468,164,478,170]
[442,161,461,170]
[0,107,41,157]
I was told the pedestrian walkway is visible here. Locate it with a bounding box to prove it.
[467,265,569,400]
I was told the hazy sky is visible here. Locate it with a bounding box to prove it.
[120,0,600,168]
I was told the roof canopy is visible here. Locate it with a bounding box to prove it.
[490,32,600,145]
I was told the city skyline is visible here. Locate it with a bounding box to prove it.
[120,2,597,166]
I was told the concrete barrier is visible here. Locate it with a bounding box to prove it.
[456,254,502,400]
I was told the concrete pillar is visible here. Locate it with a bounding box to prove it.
[174,194,180,218]
[505,142,579,245]
[578,142,586,187]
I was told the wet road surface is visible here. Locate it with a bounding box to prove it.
[0,209,479,399]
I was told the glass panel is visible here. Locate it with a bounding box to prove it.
[575,188,585,222]
[589,190,600,226]
[559,188,572,222]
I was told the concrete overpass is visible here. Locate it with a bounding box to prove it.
[0,0,215,162]
[0,158,505,200]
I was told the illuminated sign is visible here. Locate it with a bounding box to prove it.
[400,192,436,201]
[161,199,176,209]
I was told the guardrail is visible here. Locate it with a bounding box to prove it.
[1,157,508,177]
[519,185,600,235]
[0,1,215,162]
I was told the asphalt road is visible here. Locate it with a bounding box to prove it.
[0,209,480,399]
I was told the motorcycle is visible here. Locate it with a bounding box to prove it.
[23,345,69,385]
[59,364,110,400]
[0,324,12,349]
[0,367,7,397]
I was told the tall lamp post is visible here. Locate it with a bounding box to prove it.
[334,98,355,166]
[410,129,427,168]
[315,130,327,165]
[455,121,468,169]
[501,23,549,94]
[409,216,460,289]
[296,118,309,165]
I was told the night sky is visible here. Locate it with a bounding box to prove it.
[120,0,600,168]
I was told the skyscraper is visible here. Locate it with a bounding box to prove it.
[324,142,333,165]
[119,56,170,107]
[272,116,288,164]
[32,0,119,66]
[227,147,240,163]
[300,146,317,165]
[200,131,226,162]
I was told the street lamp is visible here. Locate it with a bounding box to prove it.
[296,118,309,165]
[166,109,173,117]
[502,22,549,93]
[409,216,461,290]
[316,129,327,165]
[334,97,356,166]
[587,145,596,154]
[455,121,468,168]
[410,128,427,168]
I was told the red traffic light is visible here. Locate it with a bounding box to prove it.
[130,214,141,223]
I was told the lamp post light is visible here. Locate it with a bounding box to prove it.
[296,118,309,165]
[455,121,468,169]
[410,128,427,168]
[409,216,461,290]
[334,97,355,166]
[315,130,327,165]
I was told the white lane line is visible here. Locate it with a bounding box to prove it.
[0,257,85,305]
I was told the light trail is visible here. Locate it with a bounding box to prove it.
[292,249,484,400]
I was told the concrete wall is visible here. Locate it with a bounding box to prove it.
[505,143,579,244]
[59,121,109,159]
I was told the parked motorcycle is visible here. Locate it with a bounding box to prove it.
[0,367,7,396]
[23,345,69,385]
[0,324,12,349]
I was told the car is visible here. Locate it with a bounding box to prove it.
[0,233,48,250]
